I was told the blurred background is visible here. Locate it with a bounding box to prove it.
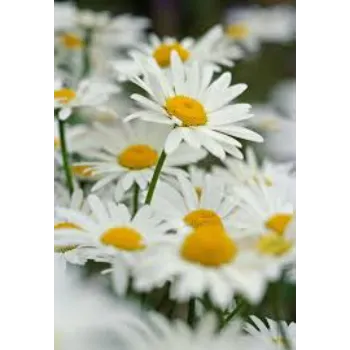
[55,0,295,102]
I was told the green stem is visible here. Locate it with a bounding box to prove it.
[272,276,292,350]
[145,150,167,204]
[82,28,92,78]
[132,183,140,216]
[220,298,247,329]
[187,298,196,328]
[58,118,74,195]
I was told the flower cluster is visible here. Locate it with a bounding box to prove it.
[54,2,295,350]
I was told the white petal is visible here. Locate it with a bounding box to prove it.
[164,128,183,154]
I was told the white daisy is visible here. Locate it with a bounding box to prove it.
[263,80,295,162]
[213,147,295,204]
[55,256,149,350]
[75,120,207,201]
[54,186,90,265]
[151,175,239,235]
[120,313,250,350]
[224,5,295,53]
[134,219,272,307]
[111,25,243,81]
[125,51,263,159]
[55,195,167,295]
[54,76,119,120]
[245,316,296,350]
[232,181,296,278]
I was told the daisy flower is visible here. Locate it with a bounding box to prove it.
[262,80,296,162]
[245,316,296,350]
[74,120,207,201]
[224,5,295,53]
[213,147,295,204]
[125,51,263,159]
[54,76,119,120]
[54,186,90,265]
[111,25,243,81]
[151,175,239,235]
[232,181,296,278]
[134,218,272,307]
[120,313,250,350]
[55,256,149,350]
[55,195,167,295]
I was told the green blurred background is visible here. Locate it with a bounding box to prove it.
[58,0,295,103]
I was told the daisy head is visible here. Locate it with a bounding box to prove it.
[225,5,295,53]
[55,194,167,294]
[54,187,90,265]
[151,175,239,235]
[134,219,271,307]
[232,181,296,277]
[74,120,207,201]
[245,316,296,350]
[126,51,263,160]
[112,25,243,81]
[54,77,119,120]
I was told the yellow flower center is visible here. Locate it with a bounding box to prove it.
[118,144,158,170]
[181,225,238,266]
[54,137,60,150]
[54,222,81,253]
[54,88,76,104]
[195,186,202,199]
[226,23,250,40]
[71,165,95,178]
[153,42,190,68]
[54,245,78,253]
[165,95,207,126]
[60,33,84,49]
[100,227,145,251]
[273,337,287,346]
[54,222,82,230]
[183,209,223,229]
[257,233,292,256]
[265,213,293,236]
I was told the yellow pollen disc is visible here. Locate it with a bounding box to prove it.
[257,233,292,256]
[54,222,82,230]
[100,227,145,251]
[181,225,237,266]
[165,95,207,126]
[265,213,293,236]
[72,165,95,178]
[61,33,84,49]
[54,88,76,104]
[195,187,202,199]
[273,337,287,346]
[54,244,78,253]
[118,144,158,170]
[183,209,223,229]
[226,23,250,40]
[152,42,190,68]
[253,175,273,187]
[54,137,60,150]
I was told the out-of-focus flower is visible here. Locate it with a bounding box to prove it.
[126,52,262,159]
[245,316,296,350]
[224,5,295,52]
[250,80,296,162]
[111,25,242,81]
[54,77,119,120]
